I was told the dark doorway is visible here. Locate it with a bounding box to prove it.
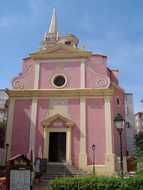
[49,132,66,162]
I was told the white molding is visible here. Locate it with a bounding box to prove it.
[5,98,15,159]
[7,88,114,98]
[66,128,72,164]
[47,128,67,132]
[104,96,113,154]
[34,61,40,89]
[12,96,105,100]
[43,127,48,158]
[80,61,85,88]
[29,98,38,160]
[79,96,87,168]
[35,58,86,63]
[43,127,71,163]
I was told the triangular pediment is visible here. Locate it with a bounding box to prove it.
[30,43,91,60]
[43,114,75,128]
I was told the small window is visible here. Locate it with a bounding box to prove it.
[116,98,120,105]
[126,122,131,128]
[65,41,71,45]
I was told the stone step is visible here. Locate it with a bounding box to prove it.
[42,163,86,181]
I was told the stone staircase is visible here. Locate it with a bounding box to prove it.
[42,163,86,180]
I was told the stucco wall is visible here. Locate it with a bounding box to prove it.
[11,99,32,156]
[86,98,106,165]
[12,59,35,89]
[111,89,127,157]
[39,62,80,89]
[22,59,35,89]
[86,56,108,88]
[68,99,80,168]
[35,99,49,158]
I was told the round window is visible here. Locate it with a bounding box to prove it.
[52,75,67,88]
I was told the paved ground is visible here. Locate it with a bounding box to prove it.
[34,181,50,190]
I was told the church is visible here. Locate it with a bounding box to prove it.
[5,9,127,175]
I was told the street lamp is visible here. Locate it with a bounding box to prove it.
[5,143,9,164]
[114,113,125,179]
[92,144,96,175]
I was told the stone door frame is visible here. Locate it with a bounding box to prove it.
[43,114,75,164]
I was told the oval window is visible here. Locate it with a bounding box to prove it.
[52,75,67,88]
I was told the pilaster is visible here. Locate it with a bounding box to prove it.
[5,98,15,159]
[34,61,40,89]
[43,127,48,159]
[66,127,72,164]
[29,98,38,160]
[79,96,87,168]
[104,96,113,154]
[80,61,85,88]
[104,96,115,173]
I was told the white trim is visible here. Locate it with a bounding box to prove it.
[43,127,48,158]
[5,98,15,159]
[47,128,67,132]
[11,96,105,100]
[44,127,71,163]
[79,96,87,168]
[66,128,72,164]
[104,96,113,154]
[29,98,38,160]
[80,61,85,88]
[88,164,105,167]
[35,59,86,63]
[34,61,40,89]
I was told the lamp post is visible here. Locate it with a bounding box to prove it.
[5,143,9,164]
[114,113,125,179]
[92,144,96,175]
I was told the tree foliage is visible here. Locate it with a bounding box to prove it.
[135,131,143,148]
[135,132,143,166]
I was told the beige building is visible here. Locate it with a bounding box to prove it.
[125,93,135,155]
[0,90,8,122]
[134,112,143,133]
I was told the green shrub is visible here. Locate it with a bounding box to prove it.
[120,175,143,190]
[49,174,143,190]
[49,176,121,190]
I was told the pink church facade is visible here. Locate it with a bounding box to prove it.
[6,10,127,175]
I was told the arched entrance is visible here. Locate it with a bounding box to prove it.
[43,114,75,163]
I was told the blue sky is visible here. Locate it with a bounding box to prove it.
[0,0,143,112]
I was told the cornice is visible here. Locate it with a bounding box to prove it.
[30,43,92,60]
[6,88,114,98]
[30,52,91,60]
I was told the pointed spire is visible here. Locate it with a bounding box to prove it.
[48,8,57,34]
[42,8,59,49]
